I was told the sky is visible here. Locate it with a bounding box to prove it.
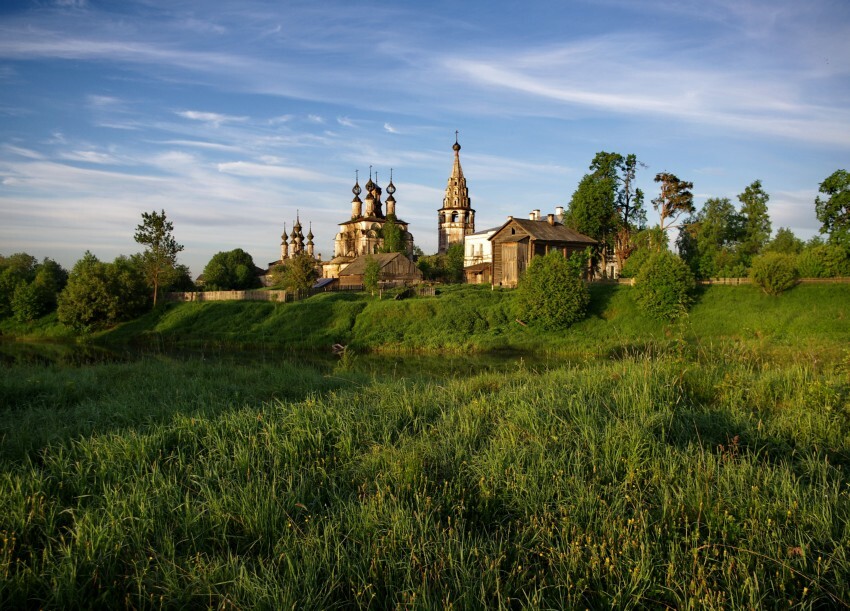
[1,0,848,276]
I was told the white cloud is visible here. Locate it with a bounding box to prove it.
[59,150,122,164]
[384,123,398,134]
[176,110,249,127]
[308,114,324,124]
[337,116,355,128]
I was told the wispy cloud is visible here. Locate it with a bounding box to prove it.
[176,110,249,127]
[337,116,356,128]
[384,123,398,134]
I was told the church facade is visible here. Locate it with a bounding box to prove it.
[438,135,475,253]
[332,172,414,259]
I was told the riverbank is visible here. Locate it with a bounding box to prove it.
[98,283,850,358]
[3,283,849,359]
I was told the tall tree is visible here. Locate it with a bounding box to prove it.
[652,173,694,233]
[613,154,646,270]
[565,152,620,246]
[134,210,183,306]
[737,180,772,262]
[815,169,850,250]
[765,227,804,255]
[379,216,405,254]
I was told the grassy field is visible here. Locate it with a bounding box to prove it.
[1,283,849,607]
[1,341,849,608]
[91,283,850,358]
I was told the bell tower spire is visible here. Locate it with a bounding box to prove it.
[438,132,474,254]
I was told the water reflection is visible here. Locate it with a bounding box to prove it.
[0,339,562,379]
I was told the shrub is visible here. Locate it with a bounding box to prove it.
[634,251,696,320]
[796,244,850,278]
[749,252,799,295]
[514,251,589,329]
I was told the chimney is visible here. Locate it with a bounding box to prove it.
[529,212,535,220]
[555,206,564,222]
[547,214,555,225]
[534,209,541,220]
[507,215,513,220]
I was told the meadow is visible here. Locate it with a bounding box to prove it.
[1,284,849,608]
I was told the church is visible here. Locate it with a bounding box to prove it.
[438,134,475,253]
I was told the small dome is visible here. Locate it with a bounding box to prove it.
[352,180,361,197]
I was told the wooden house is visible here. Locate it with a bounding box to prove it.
[489,215,596,287]
[338,252,423,288]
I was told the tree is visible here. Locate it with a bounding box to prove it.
[134,209,184,307]
[652,173,694,233]
[10,260,68,322]
[272,253,318,292]
[363,256,380,296]
[765,227,804,255]
[796,244,850,278]
[677,197,745,278]
[737,180,772,263]
[202,249,261,290]
[565,152,619,247]
[514,250,589,329]
[815,169,850,250]
[0,253,38,317]
[379,216,405,254]
[57,252,149,331]
[613,154,647,270]
[634,251,696,320]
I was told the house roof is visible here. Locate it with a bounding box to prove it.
[464,262,491,273]
[489,218,597,244]
[312,278,338,289]
[338,252,410,276]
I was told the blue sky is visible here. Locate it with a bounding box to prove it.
[1,0,848,276]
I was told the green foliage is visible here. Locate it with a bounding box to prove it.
[203,248,261,290]
[678,197,745,279]
[57,252,149,332]
[272,253,318,292]
[379,215,405,254]
[417,243,464,283]
[514,251,589,329]
[765,227,804,255]
[134,209,184,306]
[619,227,667,277]
[634,251,696,320]
[737,179,772,262]
[1,254,67,321]
[363,255,380,295]
[796,244,850,278]
[749,252,799,295]
[815,169,850,249]
[565,152,619,247]
[0,253,38,317]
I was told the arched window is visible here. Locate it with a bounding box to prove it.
[452,212,459,223]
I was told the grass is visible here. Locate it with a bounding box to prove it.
[1,342,849,608]
[86,283,850,359]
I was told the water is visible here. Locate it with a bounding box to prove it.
[0,338,563,379]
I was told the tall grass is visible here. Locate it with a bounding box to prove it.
[1,344,848,608]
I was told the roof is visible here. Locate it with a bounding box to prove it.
[489,218,597,244]
[469,226,501,236]
[312,278,338,289]
[338,252,411,276]
[464,262,491,273]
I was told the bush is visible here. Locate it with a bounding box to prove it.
[514,251,589,329]
[634,251,696,320]
[796,244,850,278]
[749,252,799,295]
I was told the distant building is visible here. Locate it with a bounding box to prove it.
[489,212,596,288]
[338,252,423,289]
[463,226,498,284]
[438,135,475,254]
[325,171,415,278]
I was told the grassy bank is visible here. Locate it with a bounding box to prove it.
[93,283,850,357]
[1,345,848,607]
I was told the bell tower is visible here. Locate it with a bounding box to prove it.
[438,132,474,253]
